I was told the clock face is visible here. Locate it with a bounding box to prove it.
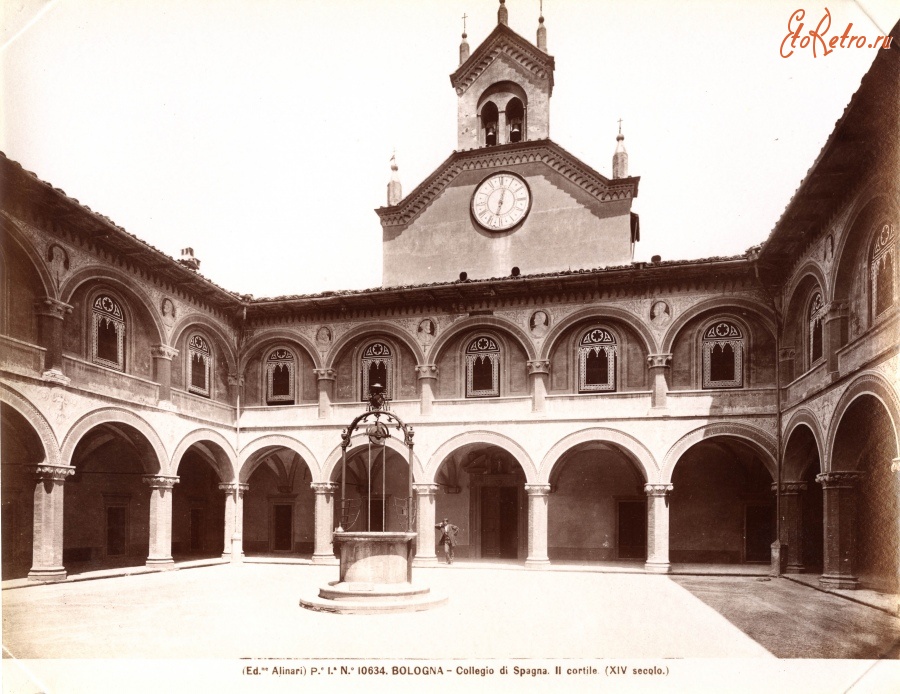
[471,172,532,231]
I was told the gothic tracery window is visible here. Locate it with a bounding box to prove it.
[871,222,896,319]
[578,328,617,392]
[266,348,295,405]
[188,335,212,398]
[361,342,393,401]
[91,294,125,371]
[466,336,500,397]
[809,292,825,365]
[702,321,744,388]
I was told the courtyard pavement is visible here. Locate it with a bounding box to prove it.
[3,562,900,693]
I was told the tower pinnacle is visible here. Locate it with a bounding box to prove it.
[387,152,402,206]
[612,121,628,179]
[498,0,508,26]
[460,12,470,65]
[537,2,547,52]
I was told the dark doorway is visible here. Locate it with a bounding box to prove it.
[106,506,128,556]
[481,487,517,558]
[189,508,203,552]
[273,504,293,551]
[617,500,647,559]
[365,499,385,532]
[2,502,16,573]
[745,504,774,562]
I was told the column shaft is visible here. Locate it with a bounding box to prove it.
[219,483,249,562]
[37,299,72,383]
[311,482,339,564]
[416,365,438,416]
[314,370,335,419]
[647,355,672,409]
[413,484,439,565]
[525,484,551,567]
[817,471,863,589]
[527,361,550,414]
[151,345,178,404]
[645,484,672,573]
[775,483,806,573]
[144,475,179,568]
[28,465,74,581]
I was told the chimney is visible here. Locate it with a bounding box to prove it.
[179,247,201,271]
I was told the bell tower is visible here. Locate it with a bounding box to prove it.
[450,0,554,150]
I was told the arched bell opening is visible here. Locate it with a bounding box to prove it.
[481,101,499,147]
[1,403,43,579]
[433,444,526,561]
[64,422,161,573]
[242,447,315,555]
[506,97,525,143]
[546,442,647,563]
[670,437,775,565]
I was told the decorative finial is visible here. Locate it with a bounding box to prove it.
[612,121,628,179]
[498,0,508,26]
[387,152,402,206]
[537,1,547,51]
[462,12,468,36]
[617,118,624,140]
[460,11,471,64]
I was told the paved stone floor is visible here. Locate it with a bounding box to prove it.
[3,563,900,693]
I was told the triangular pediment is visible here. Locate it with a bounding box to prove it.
[375,140,639,229]
[450,23,554,96]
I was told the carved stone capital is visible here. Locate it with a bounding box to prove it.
[644,483,673,497]
[34,465,75,482]
[816,471,865,488]
[524,484,552,496]
[647,354,673,369]
[825,301,849,319]
[143,475,180,490]
[36,298,73,320]
[779,347,796,361]
[415,364,438,379]
[150,344,179,360]
[227,373,245,387]
[772,482,808,494]
[311,482,337,495]
[527,360,550,375]
[219,482,250,496]
[313,368,336,381]
[413,483,440,496]
[41,369,71,386]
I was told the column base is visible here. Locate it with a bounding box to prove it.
[41,369,70,386]
[785,564,805,574]
[311,553,339,565]
[27,566,67,582]
[146,557,176,570]
[413,555,439,567]
[644,561,671,574]
[525,558,551,569]
[819,573,859,590]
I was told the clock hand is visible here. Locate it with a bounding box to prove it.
[495,188,506,214]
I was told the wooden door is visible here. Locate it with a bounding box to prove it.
[481,486,518,559]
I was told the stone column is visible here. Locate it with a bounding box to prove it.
[219,483,249,562]
[778,347,796,386]
[645,483,673,574]
[647,354,672,409]
[36,298,72,384]
[311,482,339,564]
[824,301,848,374]
[415,365,438,416]
[28,464,75,582]
[314,369,335,419]
[413,483,439,565]
[143,475,179,568]
[527,360,550,413]
[151,345,179,404]
[525,484,551,568]
[773,482,807,573]
[816,471,864,589]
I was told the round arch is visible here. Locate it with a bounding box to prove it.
[326,321,425,369]
[0,214,55,300]
[784,262,831,310]
[660,297,775,355]
[0,383,61,466]
[170,315,238,374]
[61,266,166,346]
[540,305,657,361]
[782,408,826,480]
[60,407,167,474]
[241,329,322,371]
[425,431,537,483]
[660,422,777,484]
[171,429,238,482]
[825,371,900,473]
[239,434,321,482]
[537,427,658,485]
[430,316,536,364]
[322,433,425,484]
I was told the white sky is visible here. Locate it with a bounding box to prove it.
[2,0,897,297]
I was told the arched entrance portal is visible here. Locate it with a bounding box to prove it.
[172,443,231,559]
[434,445,526,561]
[547,442,647,562]
[1,404,43,578]
[670,437,775,565]
[64,422,161,572]
[242,447,315,555]
[830,395,899,592]
[330,444,410,534]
